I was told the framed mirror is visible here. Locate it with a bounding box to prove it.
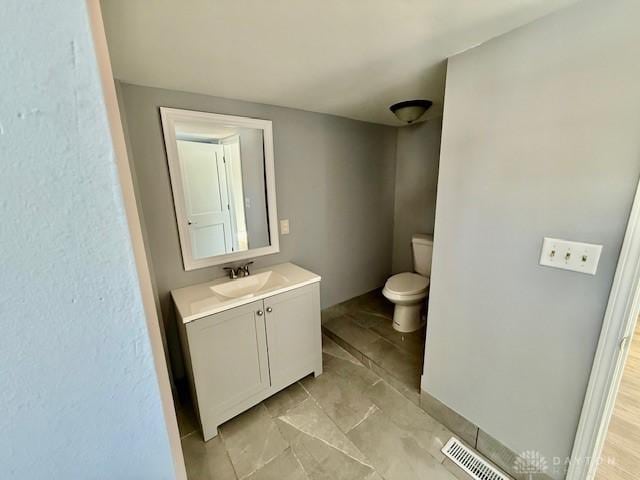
[160,108,279,270]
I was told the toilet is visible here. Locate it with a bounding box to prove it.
[383,234,433,332]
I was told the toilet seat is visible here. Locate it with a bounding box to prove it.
[384,272,429,296]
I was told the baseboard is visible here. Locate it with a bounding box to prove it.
[419,389,558,480]
[419,389,479,447]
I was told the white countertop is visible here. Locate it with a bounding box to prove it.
[171,262,321,323]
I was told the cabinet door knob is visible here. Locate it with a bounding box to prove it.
[266,307,273,313]
[256,310,264,316]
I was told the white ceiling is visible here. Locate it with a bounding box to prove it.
[103,0,579,126]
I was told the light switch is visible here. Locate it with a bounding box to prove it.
[539,237,602,275]
[280,219,290,235]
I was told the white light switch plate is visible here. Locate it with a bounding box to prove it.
[280,219,290,235]
[539,237,602,275]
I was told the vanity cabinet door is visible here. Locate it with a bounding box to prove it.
[186,300,270,439]
[264,284,322,388]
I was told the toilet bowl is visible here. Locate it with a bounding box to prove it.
[383,234,433,332]
[383,272,429,332]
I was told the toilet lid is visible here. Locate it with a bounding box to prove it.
[385,273,429,295]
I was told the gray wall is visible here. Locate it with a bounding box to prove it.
[118,83,397,379]
[422,0,640,474]
[236,127,269,248]
[392,118,442,273]
[0,2,175,478]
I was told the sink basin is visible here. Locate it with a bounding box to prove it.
[210,271,289,300]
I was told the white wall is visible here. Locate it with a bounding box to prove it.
[0,1,175,478]
[392,119,442,273]
[423,0,640,475]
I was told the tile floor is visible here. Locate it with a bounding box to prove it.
[177,334,470,480]
[321,289,426,405]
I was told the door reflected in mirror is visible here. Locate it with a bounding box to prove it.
[161,108,279,270]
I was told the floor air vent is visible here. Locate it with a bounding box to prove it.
[442,437,510,480]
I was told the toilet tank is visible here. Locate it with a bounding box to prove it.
[412,234,434,277]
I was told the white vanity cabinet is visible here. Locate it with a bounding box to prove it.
[174,265,322,441]
[182,299,271,440]
[263,286,321,387]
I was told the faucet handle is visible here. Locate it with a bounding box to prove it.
[242,261,254,275]
[223,266,239,279]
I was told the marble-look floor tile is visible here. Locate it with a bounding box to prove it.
[246,448,308,480]
[346,306,425,361]
[323,348,380,386]
[321,289,427,405]
[347,409,457,480]
[220,404,289,479]
[323,315,382,352]
[359,290,394,317]
[366,359,421,406]
[342,289,391,317]
[322,334,363,366]
[364,380,452,461]
[323,328,422,407]
[364,473,385,480]
[321,303,348,325]
[361,338,421,388]
[182,434,237,480]
[323,329,371,366]
[275,397,376,480]
[441,457,473,480]
[349,310,391,329]
[263,382,309,418]
[369,321,425,360]
[301,354,379,432]
[176,401,198,439]
[363,303,394,321]
[337,295,368,312]
[276,398,369,462]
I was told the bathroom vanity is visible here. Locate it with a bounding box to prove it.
[163,109,323,440]
[172,262,322,440]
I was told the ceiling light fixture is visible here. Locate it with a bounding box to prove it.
[389,99,433,124]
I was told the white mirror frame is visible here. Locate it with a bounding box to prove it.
[160,107,279,271]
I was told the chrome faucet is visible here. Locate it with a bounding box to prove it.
[223,266,240,279]
[223,261,254,280]
[240,261,254,277]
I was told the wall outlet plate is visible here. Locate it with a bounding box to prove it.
[539,237,603,275]
[280,219,290,235]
